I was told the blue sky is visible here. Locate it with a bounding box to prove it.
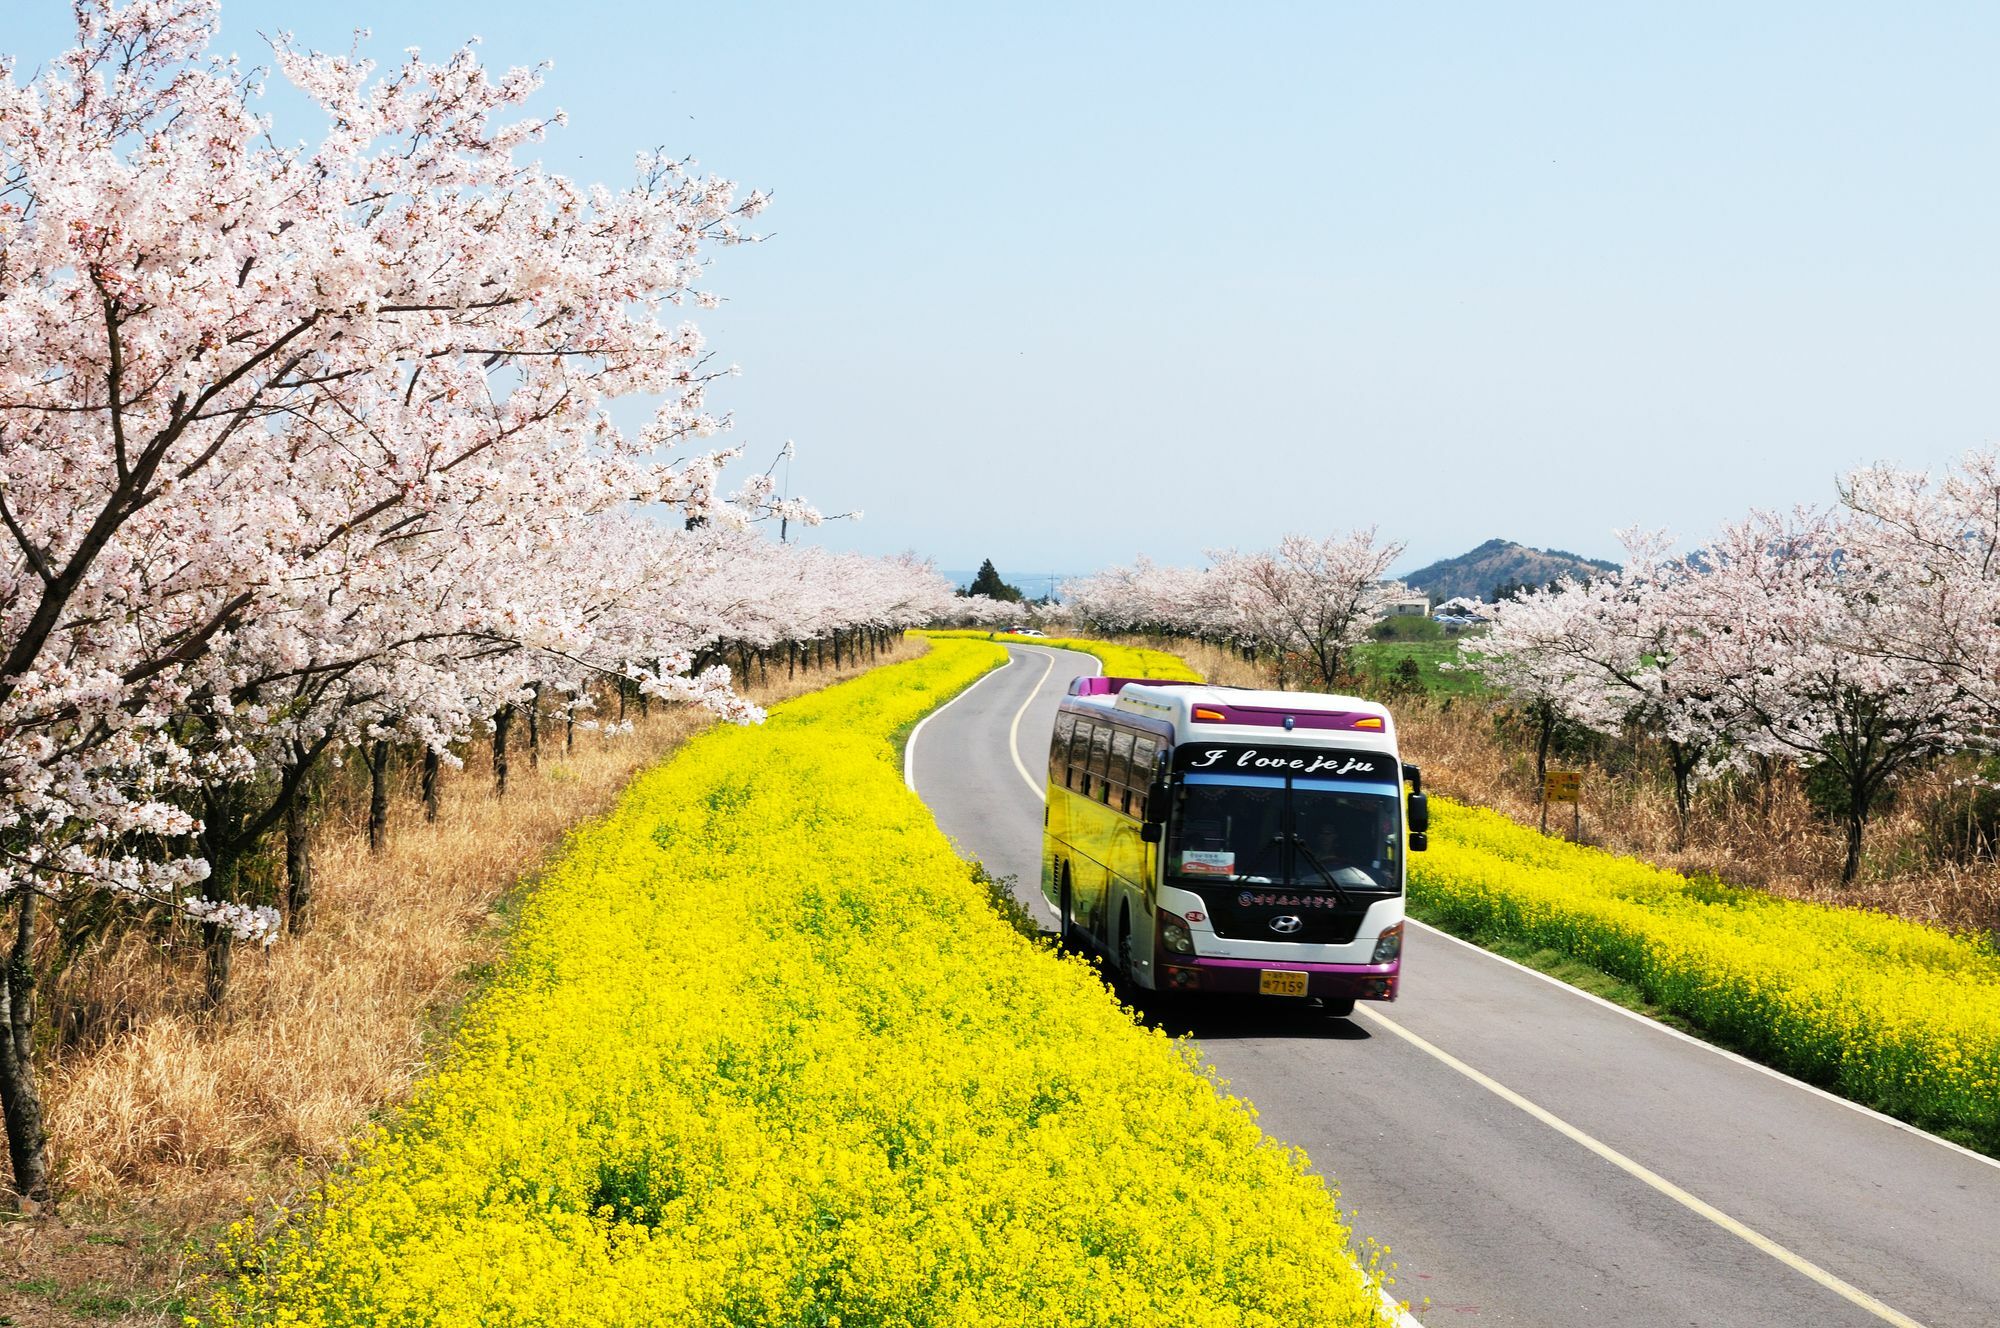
[13,3,2000,578]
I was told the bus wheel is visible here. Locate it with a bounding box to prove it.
[1323,997,1356,1019]
[1114,907,1133,983]
[1058,874,1079,951]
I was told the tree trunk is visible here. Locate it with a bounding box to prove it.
[565,706,575,755]
[833,632,843,669]
[1534,702,1556,798]
[367,740,391,853]
[422,746,441,822]
[202,848,239,1010]
[1668,740,1696,853]
[527,682,542,769]
[493,707,513,797]
[788,640,797,679]
[1843,783,1870,885]
[0,890,51,1206]
[285,769,314,934]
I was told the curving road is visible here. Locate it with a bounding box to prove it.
[908,645,2000,1328]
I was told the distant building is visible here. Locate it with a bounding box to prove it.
[1383,595,1430,618]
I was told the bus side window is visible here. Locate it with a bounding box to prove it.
[1131,738,1158,818]
[1108,730,1135,814]
[1066,721,1092,792]
[1088,723,1114,802]
[1050,713,1076,783]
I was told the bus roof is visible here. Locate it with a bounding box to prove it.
[1065,676,1395,740]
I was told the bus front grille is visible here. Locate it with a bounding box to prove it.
[1181,887,1371,945]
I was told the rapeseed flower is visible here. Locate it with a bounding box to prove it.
[1413,799,2000,1150]
[207,641,1390,1326]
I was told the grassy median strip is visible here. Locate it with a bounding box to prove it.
[206,639,1391,1326]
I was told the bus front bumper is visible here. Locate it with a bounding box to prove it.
[1156,956,1400,1002]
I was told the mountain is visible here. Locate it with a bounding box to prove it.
[1399,539,1620,603]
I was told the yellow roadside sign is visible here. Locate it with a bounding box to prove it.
[1544,770,1582,803]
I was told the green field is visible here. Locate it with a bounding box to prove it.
[1352,638,1487,698]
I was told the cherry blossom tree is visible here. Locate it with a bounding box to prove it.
[0,0,793,1204]
[1456,578,1616,797]
[1838,449,2000,720]
[1671,508,1983,884]
[1216,529,1406,687]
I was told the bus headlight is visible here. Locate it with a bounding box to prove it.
[1160,909,1196,955]
[1371,923,1404,964]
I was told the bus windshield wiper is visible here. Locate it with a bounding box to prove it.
[1287,834,1356,909]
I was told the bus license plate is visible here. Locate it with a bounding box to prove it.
[1259,969,1309,998]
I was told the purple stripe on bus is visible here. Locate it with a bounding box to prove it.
[1068,675,1196,697]
[1186,703,1381,731]
[1188,956,1400,975]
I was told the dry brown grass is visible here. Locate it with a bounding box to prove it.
[1111,633,2000,936]
[1,638,922,1327]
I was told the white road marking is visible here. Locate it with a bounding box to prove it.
[1355,1005,1931,1328]
[1407,919,2000,1173]
[1005,648,1058,800]
[1002,645,1102,805]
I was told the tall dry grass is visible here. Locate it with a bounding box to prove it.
[37,639,925,1210]
[1110,633,2000,936]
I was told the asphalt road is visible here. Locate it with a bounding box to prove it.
[908,644,2000,1328]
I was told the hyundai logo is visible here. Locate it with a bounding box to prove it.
[1269,915,1303,935]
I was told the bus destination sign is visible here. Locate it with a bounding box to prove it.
[1173,743,1400,784]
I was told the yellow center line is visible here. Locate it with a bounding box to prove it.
[1354,1006,1929,1328]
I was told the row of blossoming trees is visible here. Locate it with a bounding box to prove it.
[1457,452,2000,885]
[1060,529,1408,686]
[0,1,956,1203]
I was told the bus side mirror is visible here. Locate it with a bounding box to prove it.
[1409,831,1428,853]
[1407,790,1430,834]
[1402,762,1424,795]
[1140,822,1162,843]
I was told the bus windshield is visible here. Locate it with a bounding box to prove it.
[1168,776,1400,890]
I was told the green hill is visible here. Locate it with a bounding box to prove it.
[1402,538,1619,603]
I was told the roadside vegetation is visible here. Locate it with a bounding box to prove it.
[206,640,1394,1326]
[1415,800,2000,1153]
[3,641,925,1328]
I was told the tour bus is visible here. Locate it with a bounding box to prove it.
[1042,677,1427,1012]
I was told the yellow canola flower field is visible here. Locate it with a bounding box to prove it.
[209,639,1390,1327]
[913,629,1203,683]
[1413,798,2000,1150]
